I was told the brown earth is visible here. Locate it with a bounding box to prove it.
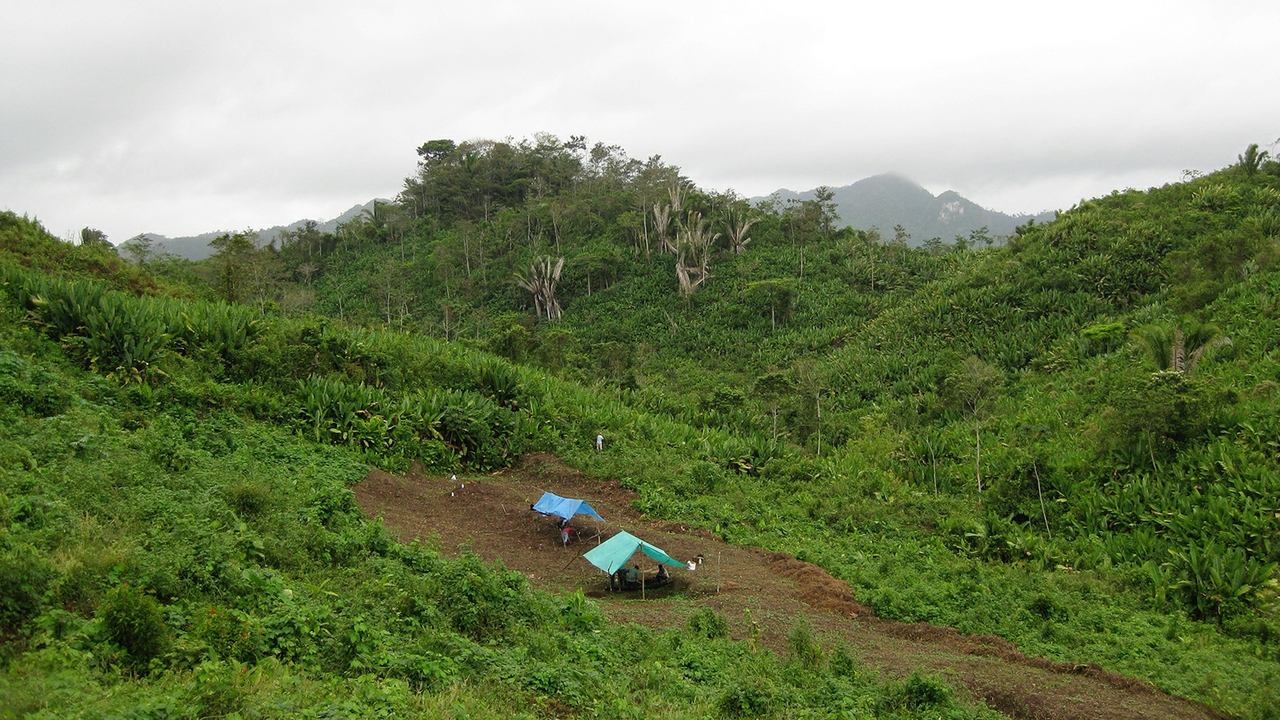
[354,453,1220,720]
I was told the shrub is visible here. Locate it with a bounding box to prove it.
[0,543,51,633]
[1027,593,1064,621]
[686,606,729,639]
[829,644,860,678]
[225,481,271,517]
[879,671,952,712]
[190,606,262,662]
[717,678,775,718]
[1100,371,1206,460]
[558,589,603,633]
[0,351,71,417]
[98,584,168,665]
[186,659,244,718]
[787,620,824,669]
[52,549,124,610]
[1079,321,1126,356]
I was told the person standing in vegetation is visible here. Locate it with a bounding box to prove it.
[596,433,604,451]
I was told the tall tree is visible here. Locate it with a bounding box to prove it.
[209,231,257,303]
[744,279,795,330]
[754,371,794,449]
[124,233,154,265]
[945,356,1001,492]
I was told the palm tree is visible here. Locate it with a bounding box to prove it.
[1133,317,1232,376]
[675,212,718,297]
[514,256,565,321]
[724,206,756,254]
[652,202,674,255]
[1238,143,1271,177]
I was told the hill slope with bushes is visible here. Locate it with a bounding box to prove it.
[3,140,1280,718]
[0,213,1006,719]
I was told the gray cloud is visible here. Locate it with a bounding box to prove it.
[2,0,1277,241]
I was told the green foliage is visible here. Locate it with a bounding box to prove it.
[1239,143,1271,176]
[225,481,272,517]
[98,584,169,666]
[209,231,257,303]
[0,211,160,294]
[4,144,1280,718]
[0,542,52,633]
[717,677,776,717]
[1079,320,1126,356]
[1099,370,1207,460]
[0,349,71,417]
[786,619,824,669]
[1167,542,1278,621]
[686,606,729,639]
[880,672,953,712]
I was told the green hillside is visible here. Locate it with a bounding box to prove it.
[3,138,1280,718]
[0,214,1004,719]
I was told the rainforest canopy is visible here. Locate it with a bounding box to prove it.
[532,492,604,523]
[582,531,685,575]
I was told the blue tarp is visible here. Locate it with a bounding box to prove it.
[532,492,605,523]
[582,531,686,576]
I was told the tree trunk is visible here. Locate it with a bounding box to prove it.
[1033,459,1051,538]
[928,438,938,496]
[642,207,651,256]
[815,391,822,457]
[974,420,982,492]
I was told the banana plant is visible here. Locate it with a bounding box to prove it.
[1168,542,1279,620]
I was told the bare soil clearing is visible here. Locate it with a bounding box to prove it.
[354,453,1218,720]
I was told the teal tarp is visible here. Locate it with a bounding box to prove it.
[582,530,686,576]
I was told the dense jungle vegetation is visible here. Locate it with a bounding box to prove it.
[3,137,1280,718]
[0,212,998,719]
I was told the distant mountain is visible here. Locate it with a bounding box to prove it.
[122,199,388,261]
[758,174,1056,246]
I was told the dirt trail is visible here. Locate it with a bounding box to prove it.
[354,453,1219,720]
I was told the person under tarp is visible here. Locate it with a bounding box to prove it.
[530,492,605,526]
[582,531,686,591]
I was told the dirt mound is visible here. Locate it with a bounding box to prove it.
[767,553,872,619]
[354,455,1219,720]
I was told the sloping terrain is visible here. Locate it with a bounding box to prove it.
[356,454,1219,720]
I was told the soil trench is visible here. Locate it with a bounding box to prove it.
[354,453,1218,720]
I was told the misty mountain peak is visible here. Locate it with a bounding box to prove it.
[760,175,1054,245]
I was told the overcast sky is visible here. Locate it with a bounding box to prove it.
[3,1,1278,243]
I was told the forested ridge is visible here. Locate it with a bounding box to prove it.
[3,137,1280,718]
